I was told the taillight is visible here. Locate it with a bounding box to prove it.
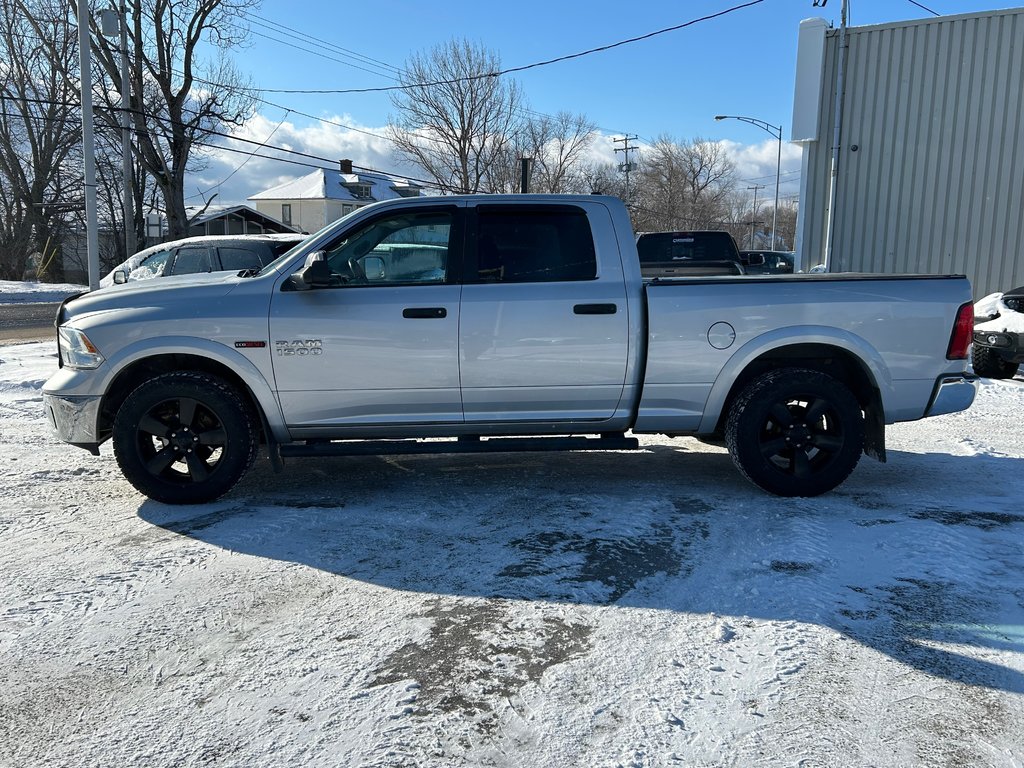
[947,301,974,360]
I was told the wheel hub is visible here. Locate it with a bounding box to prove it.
[785,422,812,449]
[169,426,198,453]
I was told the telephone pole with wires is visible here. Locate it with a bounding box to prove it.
[613,135,639,202]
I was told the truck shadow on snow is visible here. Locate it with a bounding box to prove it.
[137,441,1024,695]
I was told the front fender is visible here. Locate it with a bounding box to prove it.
[100,336,288,442]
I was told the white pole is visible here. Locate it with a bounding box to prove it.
[771,125,781,250]
[119,0,136,258]
[77,0,100,290]
[822,0,848,271]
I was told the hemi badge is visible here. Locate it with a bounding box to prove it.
[234,341,266,348]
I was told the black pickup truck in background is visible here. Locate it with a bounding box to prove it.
[636,231,745,277]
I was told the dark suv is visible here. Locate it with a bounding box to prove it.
[101,234,306,287]
[635,231,744,277]
[972,285,1024,378]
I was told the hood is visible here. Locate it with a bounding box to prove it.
[61,271,244,324]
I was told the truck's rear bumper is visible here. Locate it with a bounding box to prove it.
[924,374,977,417]
[43,392,102,448]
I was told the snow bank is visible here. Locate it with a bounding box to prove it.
[0,279,87,305]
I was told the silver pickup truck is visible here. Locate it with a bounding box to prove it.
[43,195,977,504]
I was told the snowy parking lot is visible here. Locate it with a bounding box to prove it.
[1,338,1023,767]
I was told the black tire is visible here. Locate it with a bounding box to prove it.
[972,346,1019,379]
[112,371,258,504]
[725,368,864,497]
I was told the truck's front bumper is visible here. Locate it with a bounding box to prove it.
[43,392,103,451]
[924,374,978,417]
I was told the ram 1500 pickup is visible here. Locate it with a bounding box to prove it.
[43,195,977,504]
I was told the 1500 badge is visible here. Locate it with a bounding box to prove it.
[275,339,323,356]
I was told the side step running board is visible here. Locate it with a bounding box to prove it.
[279,434,640,459]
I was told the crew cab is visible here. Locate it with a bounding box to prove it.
[44,195,977,504]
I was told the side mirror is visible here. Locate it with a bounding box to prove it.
[113,269,128,284]
[745,253,765,267]
[288,251,331,290]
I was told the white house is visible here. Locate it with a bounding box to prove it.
[248,159,423,234]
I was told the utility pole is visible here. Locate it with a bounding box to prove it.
[747,184,765,248]
[99,4,136,260]
[613,135,639,202]
[77,0,100,290]
[118,0,135,258]
[519,157,532,193]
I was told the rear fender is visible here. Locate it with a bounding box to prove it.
[697,325,893,435]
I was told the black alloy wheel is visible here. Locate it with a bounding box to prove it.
[113,371,258,504]
[725,368,865,497]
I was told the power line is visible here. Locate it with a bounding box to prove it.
[247,15,402,79]
[4,93,445,191]
[186,109,292,201]
[906,0,940,16]
[253,1,765,95]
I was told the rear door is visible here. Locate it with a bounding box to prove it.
[458,202,630,423]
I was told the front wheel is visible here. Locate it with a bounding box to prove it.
[725,369,864,497]
[113,371,258,504]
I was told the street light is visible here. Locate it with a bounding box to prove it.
[715,114,783,250]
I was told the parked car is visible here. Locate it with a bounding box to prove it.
[45,195,976,504]
[972,287,1024,378]
[636,231,745,277]
[740,250,795,275]
[99,234,306,288]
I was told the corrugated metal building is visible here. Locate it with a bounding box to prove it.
[793,8,1024,298]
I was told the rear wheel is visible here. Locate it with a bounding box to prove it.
[112,371,258,504]
[972,346,1019,379]
[725,369,864,497]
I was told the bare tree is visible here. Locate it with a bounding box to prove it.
[0,0,82,280]
[485,110,598,194]
[631,135,736,232]
[524,111,597,193]
[388,39,523,194]
[90,0,259,237]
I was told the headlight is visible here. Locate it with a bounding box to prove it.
[58,326,105,369]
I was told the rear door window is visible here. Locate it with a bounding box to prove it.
[471,205,597,283]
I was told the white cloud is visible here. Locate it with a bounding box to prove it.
[185,112,416,206]
[719,138,803,197]
[185,114,803,207]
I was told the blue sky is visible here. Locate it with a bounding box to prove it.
[191,0,1013,206]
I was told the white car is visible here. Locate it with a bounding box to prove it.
[100,234,306,287]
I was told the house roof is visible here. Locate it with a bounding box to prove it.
[184,204,301,232]
[248,168,421,203]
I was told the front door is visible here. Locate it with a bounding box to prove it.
[270,205,464,431]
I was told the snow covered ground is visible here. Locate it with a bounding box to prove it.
[1,340,1023,767]
[0,278,87,304]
